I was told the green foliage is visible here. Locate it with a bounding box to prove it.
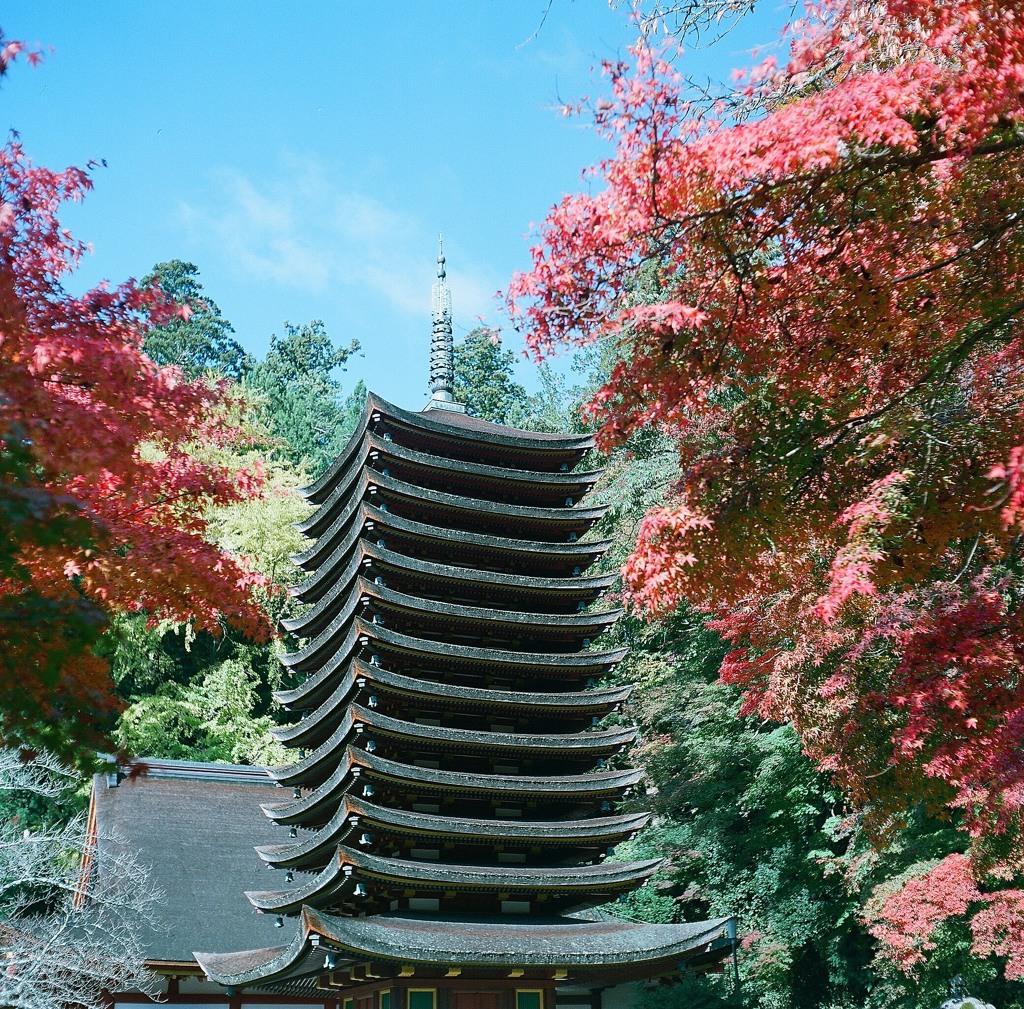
[142,260,250,379]
[113,653,287,766]
[245,320,362,473]
[584,424,1024,1005]
[454,328,531,425]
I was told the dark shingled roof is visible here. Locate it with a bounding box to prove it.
[295,501,610,585]
[270,706,635,786]
[261,747,644,826]
[253,797,650,870]
[272,659,631,748]
[194,906,733,987]
[244,846,662,913]
[283,539,612,638]
[362,430,604,498]
[359,578,621,634]
[285,614,625,677]
[301,393,594,503]
[89,760,286,964]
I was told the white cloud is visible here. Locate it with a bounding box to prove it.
[178,156,498,325]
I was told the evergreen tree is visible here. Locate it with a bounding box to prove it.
[142,260,250,380]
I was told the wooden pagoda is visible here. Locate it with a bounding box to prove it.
[196,251,732,1009]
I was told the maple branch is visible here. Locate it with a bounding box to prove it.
[817,300,1024,453]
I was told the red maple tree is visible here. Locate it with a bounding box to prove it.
[508,0,1024,976]
[0,37,270,758]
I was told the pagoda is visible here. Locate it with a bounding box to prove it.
[196,247,733,1009]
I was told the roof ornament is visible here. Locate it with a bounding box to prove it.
[425,235,465,413]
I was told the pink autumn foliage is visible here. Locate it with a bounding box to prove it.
[870,854,1024,979]
[508,0,1024,979]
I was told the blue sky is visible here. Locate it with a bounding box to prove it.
[2,3,783,408]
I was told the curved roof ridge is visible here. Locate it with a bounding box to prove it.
[295,505,614,599]
[270,706,635,786]
[352,618,626,670]
[291,493,369,570]
[271,669,359,743]
[272,655,632,748]
[245,855,351,912]
[347,703,634,751]
[339,844,661,889]
[367,392,595,450]
[262,747,643,824]
[295,434,371,532]
[344,796,650,840]
[370,469,607,524]
[303,907,734,969]
[197,908,734,985]
[280,614,624,694]
[253,796,359,867]
[361,430,603,491]
[274,625,361,708]
[280,547,363,634]
[363,504,613,559]
[346,655,632,709]
[299,403,373,501]
[286,541,613,641]
[280,584,362,667]
[253,798,650,871]
[244,847,661,916]
[366,540,614,593]
[290,495,368,589]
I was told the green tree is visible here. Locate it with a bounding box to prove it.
[142,260,250,380]
[246,320,361,473]
[454,328,531,426]
[583,421,1023,1008]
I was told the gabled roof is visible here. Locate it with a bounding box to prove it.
[88,760,286,964]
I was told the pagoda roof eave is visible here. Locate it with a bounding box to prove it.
[254,797,651,868]
[245,847,662,914]
[286,542,614,638]
[299,393,595,504]
[269,705,636,785]
[354,656,631,709]
[272,659,632,747]
[351,431,604,498]
[286,615,626,678]
[359,578,622,635]
[262,747,643,825]
[294,502,612,585]
[367,469,607,526]
[299,395,375,501]
[195,907,734,987]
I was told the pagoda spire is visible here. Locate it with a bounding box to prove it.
[425,236,465,413]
